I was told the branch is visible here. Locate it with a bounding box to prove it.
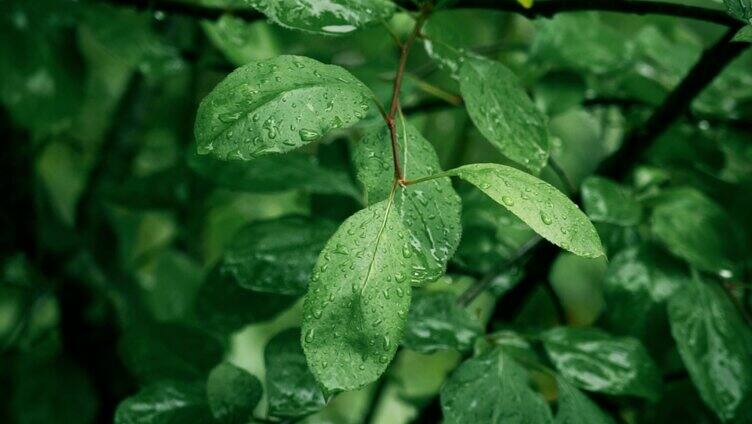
[385,11,430,183]
[452,0,740,27]
[599,27,749,179]
[97,0,263,21]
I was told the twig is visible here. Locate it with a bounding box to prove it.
[386,10,431,183]
[599,26,749,179]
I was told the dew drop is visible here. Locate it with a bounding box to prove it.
[299,128,320,141]
[540,212,553,225]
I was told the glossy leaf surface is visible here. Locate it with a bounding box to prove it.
[447,164,603,258]
[206,363,262,424]
[403,290,483,353]
[459,56,549,173]
[302,200,414,392]
[115,381,213,424]
[195,55,372,160]
[541,327,662,400]
[581,176,641,226]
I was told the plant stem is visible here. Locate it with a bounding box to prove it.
[386,9,430,183]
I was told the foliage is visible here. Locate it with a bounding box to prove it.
[1,0,751,423]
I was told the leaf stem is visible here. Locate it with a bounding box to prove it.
[385,8,431,184]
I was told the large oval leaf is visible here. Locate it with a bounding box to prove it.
[459,56,549,173]
[668,276,752,422]
[446,163,603,258]
[354,121,462,284]
[246,0,396,35]
[440,348,553,424]
[302,199,415,392]
[195,55,372,160]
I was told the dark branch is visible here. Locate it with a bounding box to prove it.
[599,27,749,179]
[97,0,263,21]
[453,0,739,27]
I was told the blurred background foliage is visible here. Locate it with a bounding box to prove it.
[0,0,751,423]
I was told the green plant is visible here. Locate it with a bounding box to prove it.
[1,0,751,423]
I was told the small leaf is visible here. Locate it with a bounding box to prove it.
[446,163,603,258]
[115,381,214,424]
[517,0,534,9]
[194,266,296,334]
[403,291,483,353]
[668,275,752,422]
[541,327,662,400]
[246,0,395,35]
[188,151,360,199]
[206,363,262,424]
[118,322,224,383]
[581,176,642,226]
[651,188,745,278]
[440,348,553,423]
[222,216,338,295]
[459,57,549,173]
[302,199,414,392]
[195,55,372,161]
[354,121,462,284]
[555,376,615,424]
[202,14,280,66]
[733,25,752,42]
[265,328,326,417]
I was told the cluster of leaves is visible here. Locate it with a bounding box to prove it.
[1,0,751,423]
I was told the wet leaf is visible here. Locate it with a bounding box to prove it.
[403,290,483,353]
[302,199,415,392]
[668,275,752,422]
[246,0,395,35]
[115,381,213,424]
[541,327,662,400]
[353,121,462,284]
[581,176,642,226]
[221,216,338,295]
[206,363,262,424]
[440,348,553,423]
[195,55,372,161]
[446,163,603,258]
[265,328,326,417]
[555,376,615,424]
[724,0,752,23]
[459,56,549,173]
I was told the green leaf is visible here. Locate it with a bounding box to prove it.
[667,275,752,422]
[724,0,752,23]
[440,348,553,423]
[421,9,509,78]
[532,13,633,74]
[602,243,688,340]
[353,121,462,284]
[651,188,745,278]
[245,0,395,35]
[119,322,224,383]
[541,327,662,400]
[734,25,752,42]
[202,15,280,66]
[265,328,326,417]
[403,290,483,353]
[194,266,296,334]
[137,249,204,322]
[188,151,360,198]
[555,376,615,424]
[581,176,642,226]
[221,216,337,295]
[194,55,372,161]
[459,57,549,173]
[115,381,214,424]
[302,199,415,393]
[445,163,603,258]
[206,363,262,424]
